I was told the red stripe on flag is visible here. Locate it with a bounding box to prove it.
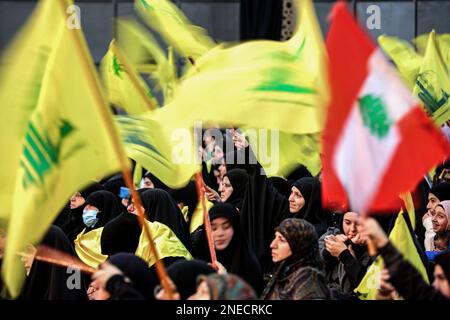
[370,106,450,212]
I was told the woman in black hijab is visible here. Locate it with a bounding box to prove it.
[21,225,88,300]
[82,190,123,231]
[262,218,330,300]
[140,189,192,253]
[194,203,263,294]
[220,169,249,211]
[290,177,329,236]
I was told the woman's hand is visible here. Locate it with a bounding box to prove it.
[324,235,348,258]
[231,130,249,150]
[359,217,389,249]
[204,184,221,202]
[209,260,227,274]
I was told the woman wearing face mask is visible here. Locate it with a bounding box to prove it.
[318,212,372,298]
[74,191,122,268]
[262,218,330,300]
[193,203,263,294]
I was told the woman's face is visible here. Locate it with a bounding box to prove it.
[143,177,154,189]
[211,217,234,251]
[288,186,305,214]
[270,231,292,263]
[70,192,85,209]
[426,193,440,214]
[188,280,210,300]
[218,159,227,178]
[219,176,233,202]
[213,145,224,163]
[433,265,450,298]
[432,206,449,233]
[342,212,359,240]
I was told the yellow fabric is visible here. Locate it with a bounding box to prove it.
[354,213,429,300]
[189,200,214,234]
[115,111,199,188]
[415,33,450,66]
[0,0,123,297]
[413,30,450,126]
[135,220,192,266]
[158,0,329,135]
[245,129,321,177]
[74,228,107,269]
[135,0,214,59]
[378,35,423,89]
[100,40,158,114]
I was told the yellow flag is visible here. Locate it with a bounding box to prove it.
[159,0,328,135]
[115,111,199,188]
[74,228,108,269]
[354,213,428,300]
[135,0,215,59]
[415,33,450,66]
[0,0,124,297]
[100,40,158,114]
[413,30,450,126]
[378,35,423,89]
[245,129,321,177]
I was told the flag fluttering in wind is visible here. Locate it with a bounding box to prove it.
[115,111,199,188]
[135,0,214,59]
[413,30,450,126]
[159,0,329,136]
[322,2,450,214]
[0,0,124,297]
[100,39,159,114]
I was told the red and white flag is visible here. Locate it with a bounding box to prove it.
[322,3,450,214]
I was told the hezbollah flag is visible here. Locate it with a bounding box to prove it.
[322,3,450,214]
[135,0,214,59]
[415,33,450,65]
[159,0,328,135]
[378,35,423,89]
[413,30,450,126]
[0,0,124,297]
[100,39,159,115]
[115,111,199,188]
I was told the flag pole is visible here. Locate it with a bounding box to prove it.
[110,39,157,111]
[195,172,217,268]
[58,0,174,299]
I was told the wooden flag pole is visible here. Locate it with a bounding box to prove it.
[195,172,217,267]
[58,0,174,299]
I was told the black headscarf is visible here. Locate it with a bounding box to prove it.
[169,181,199,222]
[84,190,123,230]
[102,174,125,201]
[269,176,290,198]
[167,259,215,300]
[291,177,329,235]
[286,164,313,186]
[139,189,192,253]
[435,252,450,283]
[65,182,104,242]
[430,182,450,201]
[21,226,88,300]
[144,172,170,191]
[101,213,142,256]
[197,203,263,294]
[108,253,156,300]
[223,169,249,211]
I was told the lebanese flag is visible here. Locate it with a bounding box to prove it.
[322,3,450,214]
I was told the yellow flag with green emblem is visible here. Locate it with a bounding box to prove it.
[0,0,124,297]
[378,35,423,89]
[100,40,158,114]
[158,0,328,135]
[413,30,450,126]
[415,33,450,65]
[115,111,199,188]
[135,0,214,59]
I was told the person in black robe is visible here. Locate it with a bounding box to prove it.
[169,181,199,226]
[82,190,123,231]
[139,188,192,253]
[221,168,249,211]
[20,225,88,300]
[193,203,263,294]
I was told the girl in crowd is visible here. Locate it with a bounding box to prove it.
[262,218,330,300]
[319,212,372,298]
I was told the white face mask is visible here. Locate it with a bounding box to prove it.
[82,209,99,228]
